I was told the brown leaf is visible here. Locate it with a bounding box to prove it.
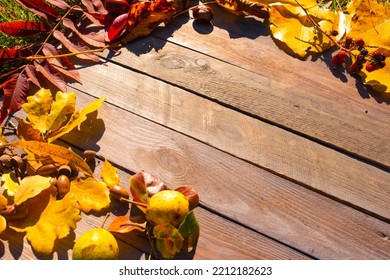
[175,186,199,210]
[130,171,168,205]
[42,43,82,84]
[34,60,67,92]
[44,0,70,10]
[108,215,146,234]
[16,119,44,142]
[53,30,101,62]
[62,18,106,48]
[8,141,93,177]
[25,64,42,88]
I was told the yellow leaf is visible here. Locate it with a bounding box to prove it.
[9,187,81,255]
[22,88,52,134]
[269,1,340,58]
[14,175,52,206]
[46,97,106,143]
[8,141,93,177]
[101,159,120,187]
[46,91,76,132]
[16,119,44,142]
[0,215,6,234]
[346,0,390,93]
[153,224,184,259]
[1,168,19,196]
[69,177,110,213]
[0,193,7,210]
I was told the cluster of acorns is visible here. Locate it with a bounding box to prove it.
[332,37,387,73]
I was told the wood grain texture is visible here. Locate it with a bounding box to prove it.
[68,60,390,221]
[59,93,390,259]
[120,9,390,170]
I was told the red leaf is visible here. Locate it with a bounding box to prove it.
[25,64,42,88]
[53,30,101,62]
[62,18,106,47]
[81,11,106,27]
[0,48,33,63]
[34,60,67,92]
[44,0,70,9]
[0,21,51,37]
[42,43,82,83]
[107,13,128,42]
[16,0,60,21]
[0,73,30,124]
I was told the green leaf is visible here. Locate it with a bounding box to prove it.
[178,211,200,251]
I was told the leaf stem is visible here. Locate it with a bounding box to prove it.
[120,197,148,208]
[294,0,344,50]
[26,46,109,61]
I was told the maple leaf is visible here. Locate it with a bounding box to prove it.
[68,177,110,213]
[101,159,120,187]
[268,0,343,58]
[9,187,81,255]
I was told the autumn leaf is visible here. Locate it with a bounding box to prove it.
[16,119,44,142]
[112,0,176,46]
[108,215,146,234]
[45,91,76,132]
[22,88,52,134]
[0,215,6,234]
[346,0,390,93]
[216,0,270,19]
[15,0,60,21]
[268,0,342,58]
[130,171,168,208]
[178,211,200,251]
[14,175,52,206]
[0,21,51,36]
[46,96,106,142]
[0,194,7,210]
[175,186,199,210]
[8,141,93,177]
[9,187,81,255]
[153,224,184,259]
[101,159,120,187]
[68,177,110,213]
[1,168,19,197]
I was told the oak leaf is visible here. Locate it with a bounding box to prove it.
[101,159,120,187]
[9,187,81,255]
[69,177,110,213]
[8,141,93,177]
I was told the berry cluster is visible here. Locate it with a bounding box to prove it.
[331,37,387,74]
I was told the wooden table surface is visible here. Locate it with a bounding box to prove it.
[1,4,390,260]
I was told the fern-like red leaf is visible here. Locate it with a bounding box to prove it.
[0,21,51,36]
[16,0,60,21]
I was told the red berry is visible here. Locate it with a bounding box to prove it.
[356,54,366,63]
[349,62,360,73]
[365,63,378,72]
[344,37,353,48]
[355,38,365,49]
[337,50,348,59]
[332,55,344,65]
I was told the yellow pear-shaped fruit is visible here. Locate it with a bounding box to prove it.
[72,228,119,260]
[146,190,189,227]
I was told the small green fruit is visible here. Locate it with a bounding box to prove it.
[72,228,119,260]
[146,190,189,228]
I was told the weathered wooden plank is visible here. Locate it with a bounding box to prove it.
[60,92,390,259]
[120,10,390,170]
[68,60,390,221]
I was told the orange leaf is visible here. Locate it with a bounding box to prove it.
[108,215,146,233]
[153,224,184,259]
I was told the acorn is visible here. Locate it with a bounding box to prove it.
[192,5,214,23]
[57,175,71,199]
[109,185,130,201]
